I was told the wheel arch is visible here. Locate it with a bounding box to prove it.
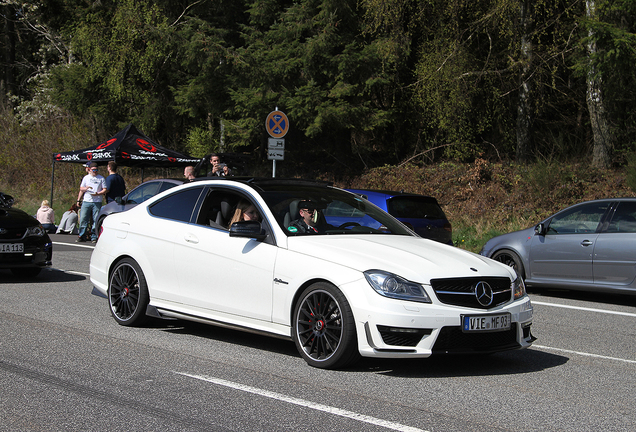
[107,254,147,290]
[491,247,527,279]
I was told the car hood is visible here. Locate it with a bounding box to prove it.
[287,234,514,284]
[0,207,40,227]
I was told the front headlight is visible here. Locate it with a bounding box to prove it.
[513,275,526,300]
[364,270,432,303]
[26,225,45,237]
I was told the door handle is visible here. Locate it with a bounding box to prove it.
[581,240,593,246]
[184,233,199,244]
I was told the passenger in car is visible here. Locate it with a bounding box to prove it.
[229,200,260,226]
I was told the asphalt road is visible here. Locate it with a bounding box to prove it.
[1,234,635,431]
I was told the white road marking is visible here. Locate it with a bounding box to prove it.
[532,301,636,363]
[176,372,428,432]
[532,300,636,318]
[533,345,636,365]
[52,241,94,250]
[46,268,90,277]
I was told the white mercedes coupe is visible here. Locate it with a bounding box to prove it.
[90,178,534,369]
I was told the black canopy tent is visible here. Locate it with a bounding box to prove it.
[50,123,200,205]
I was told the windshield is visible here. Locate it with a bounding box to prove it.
[257,185,414,236]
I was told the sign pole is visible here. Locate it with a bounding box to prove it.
[265,108,289,177]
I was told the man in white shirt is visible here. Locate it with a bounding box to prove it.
[76,162,107,243]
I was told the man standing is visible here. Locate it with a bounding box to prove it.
[184,165,196,181]
[104,161,126,203]
[76,162,106,243]
[208,153,231,176]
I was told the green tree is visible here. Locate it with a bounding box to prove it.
[578,0,636,166]
[226,0,404,171]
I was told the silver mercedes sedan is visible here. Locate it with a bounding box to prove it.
[480,198,636,295]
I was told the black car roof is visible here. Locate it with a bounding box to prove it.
[191,176,332,191]
[347,188,438,201]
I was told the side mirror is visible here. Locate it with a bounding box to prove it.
[534,223,546,236]
[229,221,267,241]
[115,196,124,205]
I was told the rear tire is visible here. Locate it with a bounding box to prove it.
[293,282,360,369]
[108,258,149,326]
[95,216,106,235]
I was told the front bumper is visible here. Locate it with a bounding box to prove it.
[345,279,534,358]
[0,240,52,269]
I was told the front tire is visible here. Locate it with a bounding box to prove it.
[293,282,360,369]
[108,258,149,326]
[492,249,525,279]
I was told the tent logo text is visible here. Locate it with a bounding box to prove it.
[55,153,80,162]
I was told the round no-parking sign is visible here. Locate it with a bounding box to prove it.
[265,110,289,138]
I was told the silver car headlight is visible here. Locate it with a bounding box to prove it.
[364,270,432,303]
[513,275,526,300]
[26,225,46,237]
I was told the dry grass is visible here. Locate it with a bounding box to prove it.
[337,158,636,251]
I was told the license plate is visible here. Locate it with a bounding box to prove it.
[0,243,24,253]
[462,313,511,333]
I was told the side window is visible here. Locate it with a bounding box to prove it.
[149,187,203,222]
[195,190,239,229]
[127,182,160,204]
[195,189,263,230]
[608,202,636,233]
[158,181,180,194]
[547,202,609,234]
[387,197,446,219]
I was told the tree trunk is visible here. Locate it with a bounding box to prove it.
[516,0,534,163]
[586,0,613,168]
[2,5,16,96]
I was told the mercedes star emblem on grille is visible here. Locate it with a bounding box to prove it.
[475,281,494,306]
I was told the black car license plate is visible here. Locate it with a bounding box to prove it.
[0,243,24,253]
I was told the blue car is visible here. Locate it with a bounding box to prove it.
[343,189,453,245]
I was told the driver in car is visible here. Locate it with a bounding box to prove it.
[288,200,332,234]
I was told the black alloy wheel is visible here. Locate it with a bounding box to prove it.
[492,249,525,279]
[108,258,149,326]
[293,282,359,369]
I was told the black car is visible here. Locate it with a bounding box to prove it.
[0,192,52,277]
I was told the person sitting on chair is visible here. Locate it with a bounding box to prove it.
[229,200,260,226]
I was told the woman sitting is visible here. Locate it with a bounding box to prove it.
[229,200,260,226]
[56,203,79,234]
[36,200,56,233]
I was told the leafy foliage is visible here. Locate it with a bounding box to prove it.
[1,0,636,172]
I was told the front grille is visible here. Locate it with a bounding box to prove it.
[0,227,27,240]
[430,277,511,309]
[377,326,432,347]
[432,324,520,354]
